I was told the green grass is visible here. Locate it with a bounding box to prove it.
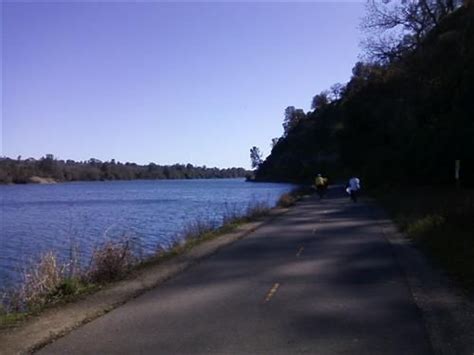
[0,310,29,329]
[375,186,474,292]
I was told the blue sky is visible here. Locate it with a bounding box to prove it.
[2,1,365,169]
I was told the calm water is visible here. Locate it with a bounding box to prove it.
[0,179,293,287]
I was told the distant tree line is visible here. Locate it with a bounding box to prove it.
[0,155,249,184]
[254,1,474,187]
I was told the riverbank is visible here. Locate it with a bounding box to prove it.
[0,188,308,353]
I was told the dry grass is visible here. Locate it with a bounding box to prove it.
[1,235,141,318]
[87,237,140,284]
[1,252,83,313]
[244,200,271,219]
[181,220,217,240]
[222,202,242,225]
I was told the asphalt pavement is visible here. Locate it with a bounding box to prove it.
[38,187,433,354]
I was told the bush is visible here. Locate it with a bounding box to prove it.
[87,239,138,283]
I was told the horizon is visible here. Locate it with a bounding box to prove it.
[2,1,365,169]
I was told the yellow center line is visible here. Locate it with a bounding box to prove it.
[296,246,304,257]
[264,283,280,303]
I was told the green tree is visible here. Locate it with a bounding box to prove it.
[283,106,306,136]
[311,91,330,111]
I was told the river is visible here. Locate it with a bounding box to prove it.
[0,179,293,287]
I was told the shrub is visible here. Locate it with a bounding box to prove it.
[87,238,137,283]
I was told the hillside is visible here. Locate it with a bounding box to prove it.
[255,3,474,187]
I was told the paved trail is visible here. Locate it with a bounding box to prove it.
[39,188,432,354]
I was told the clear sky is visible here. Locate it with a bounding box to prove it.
[2,0,365,169]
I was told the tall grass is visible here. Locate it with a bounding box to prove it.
[245,200,271,219]
[2,251,82,313]
[1,236,141,316]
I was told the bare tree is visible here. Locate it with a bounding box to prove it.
[361,0,463,62]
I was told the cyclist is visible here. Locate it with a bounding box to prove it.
[314,174,328,199]
[346,176,361,202]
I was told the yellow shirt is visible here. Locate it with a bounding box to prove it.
[315,176,326,186]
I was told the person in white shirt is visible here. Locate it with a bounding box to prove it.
[346,177,361,202]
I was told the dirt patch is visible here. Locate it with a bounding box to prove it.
[28,176,57,184]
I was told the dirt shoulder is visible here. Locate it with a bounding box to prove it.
[372,205,474,355]
[0,208,289,354]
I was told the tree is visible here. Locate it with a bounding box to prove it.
[329,83,345,101]
[38,154,57,176]
[311,91,330,110]
[283,106,306,135]
[362,0,463,62]
[250,146,263,169]
[271,137,280,149]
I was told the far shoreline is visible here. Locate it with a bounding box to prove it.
[0,176,260,186]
